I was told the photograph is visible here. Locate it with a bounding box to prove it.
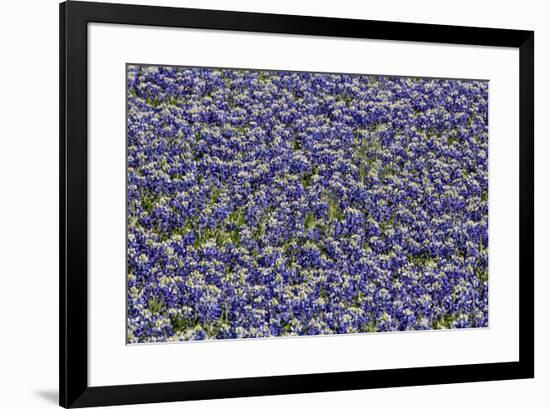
[126,64,489,343]
[49,1,536,407]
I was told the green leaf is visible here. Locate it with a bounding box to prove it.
[304,212,315,230]
[147,297,164,314]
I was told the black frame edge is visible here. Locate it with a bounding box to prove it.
[70,362,528,408]
[60,1,535,407]
[65,0,532,47]
[61,1,89,407]
[59,1,67,407]
[518,31,535,379]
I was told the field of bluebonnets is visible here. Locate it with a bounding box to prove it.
[126,64,489,343]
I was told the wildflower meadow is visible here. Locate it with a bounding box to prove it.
[126,65,488,343]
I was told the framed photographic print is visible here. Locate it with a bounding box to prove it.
[59,1,534,407]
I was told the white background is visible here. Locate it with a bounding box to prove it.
[89,23,519,386]
[0,0,546,408]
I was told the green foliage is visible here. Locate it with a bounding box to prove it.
[358,162,367,184]
[360,322,377,333]
[147,297,164,314]
[338,94,352,107]
[318,242,329,259]
[140,193,157,214]
[227,230,240,246]
[379,215,395,234]
[327,195,344,222]
[170,315,198,333]
[379,163,395,180]
[481,190,488,202]
[282,322,292,333]
[352,128,363,139]
[227,207,245,227]
[257,72,269,83]
[209,187,222,205]
[194,227,240,249]
[301,166,317,189]
[475,266,489,283]
[252,220,266,242]
[319,286,327,301]
[408,252,432,267]
[304,212,315,230]
[145,97,161,107]
[432,314,456,329]
[447,135,458,145]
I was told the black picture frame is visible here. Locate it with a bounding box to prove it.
[60,1,534,407]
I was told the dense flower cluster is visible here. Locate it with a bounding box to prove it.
[126,64,488,343]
